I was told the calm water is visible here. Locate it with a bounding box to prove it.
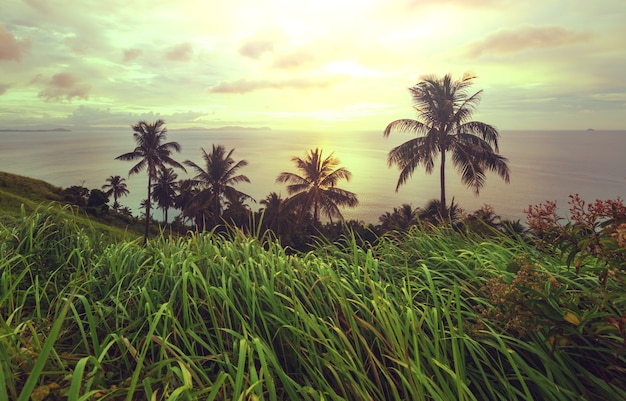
[1,128,625,224]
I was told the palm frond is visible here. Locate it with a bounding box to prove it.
[383,119,429,138]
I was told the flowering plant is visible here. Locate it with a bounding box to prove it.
[525,194,626,278]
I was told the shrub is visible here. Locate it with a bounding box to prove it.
[525,194,626,277]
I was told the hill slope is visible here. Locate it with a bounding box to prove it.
[0,170,141,239]
[0,171,63,217]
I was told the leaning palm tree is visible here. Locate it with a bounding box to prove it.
[276,148,359,225]
[115,119,185,243]
[101,175,129,209]
[384,73,510,216]
[183,145,252,227]
[151,166,178,223]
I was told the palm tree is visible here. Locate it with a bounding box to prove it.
[259,192,296,237]
[151,166,178,223]
[419,198,463,226]
[384,73,510,217]
[175,178,199,225]
[183,145,252,227]
[115,119,185,243]
[276,148,358,225]
[223,192,253,227]
[378,203,418,231]
[101,175,129,209]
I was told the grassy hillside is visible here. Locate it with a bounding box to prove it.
[0,171,62,216]
[0,171,142,240]
[1,205,625,400]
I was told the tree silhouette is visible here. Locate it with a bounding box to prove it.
[183,145,252,228]
[115,119,185,243]
[378,204,418,231]
[151,166,178,223]
[384,73,510,216]
[101,175,129,209]
[259,192,296,237]
[418,198,463,226]
[276,148,358,225]
[175,179,199,226]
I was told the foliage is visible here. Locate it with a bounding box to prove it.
[1,206,626,400]
[86,188,109,216]
[101,175,129,209]
[116,119,186,243]
[151,166,178,223]
[384,73,510,216]
[276,148,358,224]
[62,185,89,206]
[259,192,298,239]
[525,194,626,275]
[183,144,252,228]
[378,203,419,232]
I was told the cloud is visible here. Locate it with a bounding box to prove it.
[0,25,30,62]
[404,0,504,7]
[122,48,143,62]
[34,72,91,101]
[272,49,318,70]
[0,83,9,95]
[164,42,194,61]
[210,77,339,94]
[239,29,286,59]
[467,26,592,58]
[24,0,53,13]
[64,106,210,128]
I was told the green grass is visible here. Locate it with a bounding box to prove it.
[1,206,625,400]
[0,171,143,241]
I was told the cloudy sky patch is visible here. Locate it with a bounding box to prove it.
[0,0,623,130]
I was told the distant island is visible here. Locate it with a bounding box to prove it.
[0,128,71,132]
[173,126,271,132]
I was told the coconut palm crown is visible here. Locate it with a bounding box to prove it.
[101,175,129,209]
[115,119,185,243]
[151,166,178,223]
[183,144,252,227]
[276,148,358,224]
[384,73,510,216]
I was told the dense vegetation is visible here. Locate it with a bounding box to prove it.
[1,198,625,400]
[1,74,623,400]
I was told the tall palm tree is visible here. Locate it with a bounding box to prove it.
[101,175,129,209]
[276,148,358,225]
[151,166,178,223]
[183,145,252,227]
[384,73,510,216]
[115,119,185,243]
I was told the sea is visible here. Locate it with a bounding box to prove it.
[1,128,625,225]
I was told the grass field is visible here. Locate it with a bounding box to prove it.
[1,202,625,400]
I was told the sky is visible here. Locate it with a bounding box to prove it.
[1,0,625,132]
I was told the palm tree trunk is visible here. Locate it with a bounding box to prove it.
[440,149,446,217]
[214,187,220,227]
[144,176,152,244]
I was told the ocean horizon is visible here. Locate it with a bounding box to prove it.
[2,128,625,225]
